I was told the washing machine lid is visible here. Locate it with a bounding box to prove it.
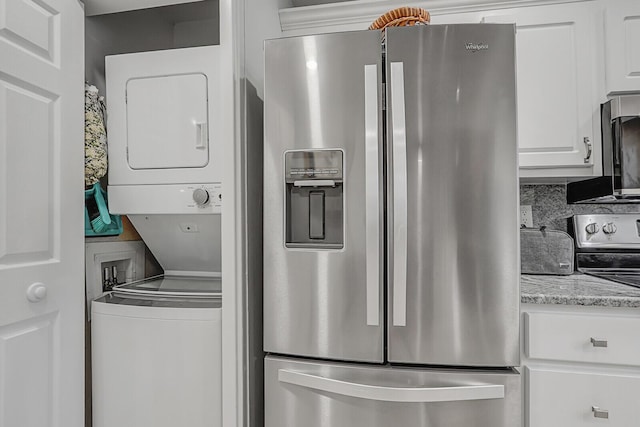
[94,292,222,309]
[113,275,221,298]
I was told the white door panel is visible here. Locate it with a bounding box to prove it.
[0,314,57,427]
[0,0,84,426]
[0,81,55,265]
[0,0,58,61]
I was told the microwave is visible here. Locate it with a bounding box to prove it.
[567,95,640,203]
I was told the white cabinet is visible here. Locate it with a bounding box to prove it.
[482,2,603,179]
[526,311,640,365]
[522,304,640,427]
[604,0,640,94]
[528,367,640,426]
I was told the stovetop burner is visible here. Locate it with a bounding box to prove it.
[573,214,640,289]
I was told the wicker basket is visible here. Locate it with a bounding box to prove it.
[369,7,431,30]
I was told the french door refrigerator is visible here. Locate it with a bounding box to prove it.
[263,24,520,427]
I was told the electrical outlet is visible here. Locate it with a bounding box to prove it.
[520,205,533,228]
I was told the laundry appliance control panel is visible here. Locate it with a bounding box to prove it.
[107,183,222,215]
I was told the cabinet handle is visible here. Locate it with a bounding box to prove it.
[590,337,608,348]
[592,406,609,419]
[583,137,592,164]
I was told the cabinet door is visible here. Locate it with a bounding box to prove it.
[605,0,640,94]
[483,2,602,178]
[525,311,640,367]
[528,367,640,427]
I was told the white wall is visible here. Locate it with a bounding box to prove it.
[85,0,220,95]
[245,0,292,99]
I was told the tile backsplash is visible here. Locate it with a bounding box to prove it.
[520,185,640,232]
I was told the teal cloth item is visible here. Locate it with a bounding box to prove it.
[84,183,123,236]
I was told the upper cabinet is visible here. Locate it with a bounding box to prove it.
[604,0,640,94]
[482,2,604,179]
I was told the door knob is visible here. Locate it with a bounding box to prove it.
[26,282,47,302]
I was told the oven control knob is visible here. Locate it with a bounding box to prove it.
[585,223,599,235]
[192,188,210,206]
[602,222,617,235]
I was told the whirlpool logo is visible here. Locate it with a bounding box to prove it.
[465,42,489,52]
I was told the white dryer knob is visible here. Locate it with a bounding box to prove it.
[193,188,210,206]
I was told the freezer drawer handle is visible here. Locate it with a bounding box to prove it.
[390,61,408,327]
[592,406,609,419]
[278,369,504,403]
[590,337,608,348]
[364,63,380,326]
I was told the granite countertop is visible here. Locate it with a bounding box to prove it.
[521,273,640,308]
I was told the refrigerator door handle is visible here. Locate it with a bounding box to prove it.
[279,369,505,403]
[364,64,380,326]
[390,61,408,327]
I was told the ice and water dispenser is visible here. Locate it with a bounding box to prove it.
[285,150,344,249]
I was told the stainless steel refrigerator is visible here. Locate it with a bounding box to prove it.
[263,24,520,427]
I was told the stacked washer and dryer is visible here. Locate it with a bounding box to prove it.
[91,46,225,427]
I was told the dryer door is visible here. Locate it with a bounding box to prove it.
[126,73,209,169]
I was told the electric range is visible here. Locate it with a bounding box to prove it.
[573,213,640,288]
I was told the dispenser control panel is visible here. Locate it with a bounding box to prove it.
[285,150,344,181]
